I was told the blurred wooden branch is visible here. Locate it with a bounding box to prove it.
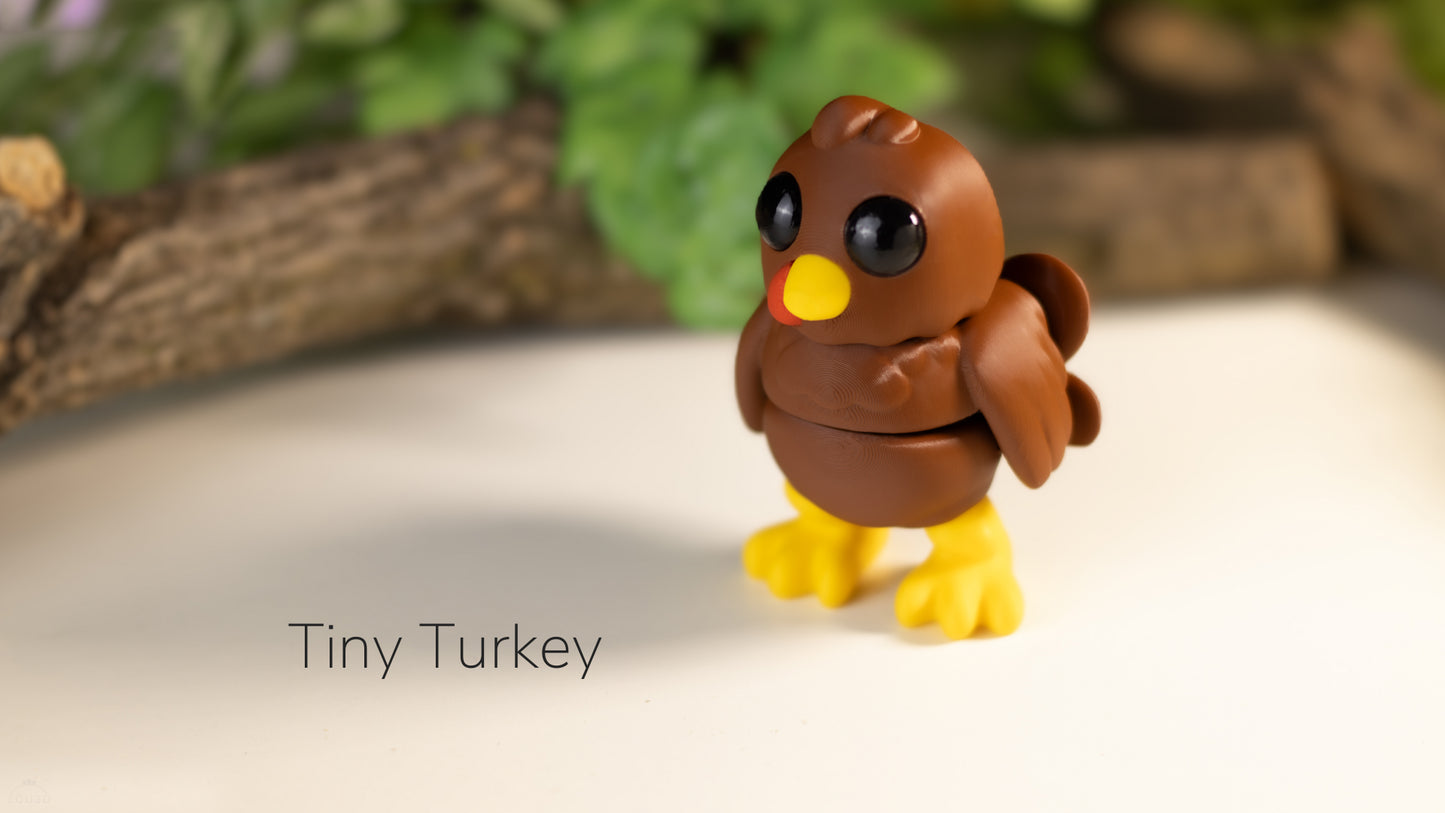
[0,138,85,355]
[989,137,1337,295]
[0,99,668,436]
[1102,3,1445,283]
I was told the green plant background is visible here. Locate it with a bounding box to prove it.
[2,0,1442,327]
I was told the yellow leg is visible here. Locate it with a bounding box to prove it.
[894,498,1025,638]
[743,482,888,608]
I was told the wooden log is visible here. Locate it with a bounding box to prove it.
[0,138,84,359]
[1100,3,1445,284]
[0,99,668,436]
[986,137,1338,295]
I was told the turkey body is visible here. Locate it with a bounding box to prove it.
[739,268,1100,529]
[759,319,1001,529]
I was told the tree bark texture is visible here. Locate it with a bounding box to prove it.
[987,137,1337,295]
[1101,3,1445,284]
[0,99,668,436]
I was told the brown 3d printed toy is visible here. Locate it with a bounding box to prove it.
[736,96,1101,638]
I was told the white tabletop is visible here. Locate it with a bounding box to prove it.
[2,274,1443,812]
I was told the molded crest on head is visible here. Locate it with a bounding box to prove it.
[809,96,921,149]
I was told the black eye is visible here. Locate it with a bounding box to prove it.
[844,196,925,277]
[756,172,802,251]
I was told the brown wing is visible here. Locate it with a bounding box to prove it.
[1001,253,1090,361]
[959,279,1072,489]
[1003,252,1102,447]
[735,302,771,432]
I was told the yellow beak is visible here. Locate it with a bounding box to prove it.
[780,254,851,322]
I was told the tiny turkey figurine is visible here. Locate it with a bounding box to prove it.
[736,96,1101,639]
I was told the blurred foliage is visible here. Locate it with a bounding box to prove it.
[1393,0,1445,94]
[537,0,964,325]
[1171,0,1445,96]
[0,0,534,185]
[1,0,1442,327]
[0,0,979,327]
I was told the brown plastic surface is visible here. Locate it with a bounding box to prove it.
[737,96,1099,528]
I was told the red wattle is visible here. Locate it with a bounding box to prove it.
[767,263,800,325]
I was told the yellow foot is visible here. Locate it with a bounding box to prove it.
[744,483,888,608]
[895,498,1024,639]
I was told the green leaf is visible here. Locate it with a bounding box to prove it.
[536,3,702,93]
[170,1,235,118]
[556,66,693,185]
[667,254,765,328]
[751,11,958,130]
[0,40,50,116]
[353,16,524,133]
[303,0,403,46]
[1012,0,1095,24]
[576,80,784,327]
[555,2,959,329]
[451,57,513,114]
[66,81,176,194]
[359,68,456,134]
[1396,0,1445,95]
[1029,33,1092,96]
[662,87,784,325]
[353,45,411,89]
[236,0,300,33]
[705,0,833,32]
[482,0,564,33]
[216,73,337,154]
[468,17,528,63]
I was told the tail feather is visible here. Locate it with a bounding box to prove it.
[1001,253,1090,361]
[1001,253,1100,446]
[1066,374,1100,446]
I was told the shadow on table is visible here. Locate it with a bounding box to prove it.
[0,328,546,465]
[1321,268,1445,360]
